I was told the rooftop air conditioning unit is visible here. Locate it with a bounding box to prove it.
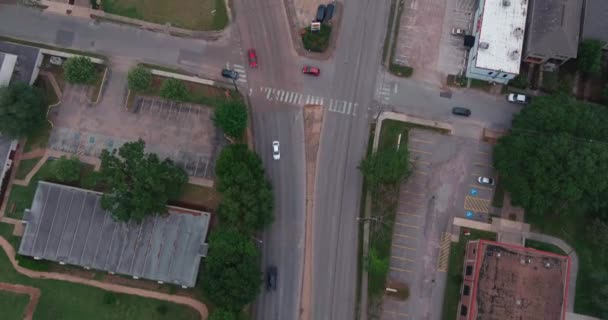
[509,50,520,60]
[513,27,524,38]
[503,0,511,6]
[479,42,490,49]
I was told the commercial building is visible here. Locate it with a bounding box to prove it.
[522,0,583,66]
[0,41,41,86]
[458,239,570,320]
[19,181,211,288]
[465,0,529,84]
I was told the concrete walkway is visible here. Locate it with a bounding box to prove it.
[0,236,209,319]
[526,232,578,312]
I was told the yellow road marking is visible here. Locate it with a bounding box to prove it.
[408,148,432,155]
[464,196,491,213]
[392,244,416,250]
[390,267,413,273]
[395,222,419,229]
[391,255,414,262]
[410,138,433,144]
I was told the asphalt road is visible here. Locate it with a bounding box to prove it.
[311,0,392,319]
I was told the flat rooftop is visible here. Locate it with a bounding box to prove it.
[19,181,211,287]
[0,41,40,85]
[475,0,528,74]
[473,240,569,320]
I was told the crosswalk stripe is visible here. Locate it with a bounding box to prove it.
[347,102,352,114]
[279,90,286,101]
[305,95,311,104]
[266,88,273,100]
[233,64,245,69]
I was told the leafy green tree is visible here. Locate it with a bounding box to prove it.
[51,156,81,182]
[215,144,274,231]
[589,269,608,318]
[159,78,188,101]
[98,139,188,222]
[208,309,239,320]
[64,56,97,84]
[359,148,410,190]
[213,100,248,138]
[494,95,608,219]
[127,65,152,92]
[577,39,604,76]
[202,227,261,311]
[0,83,47,138]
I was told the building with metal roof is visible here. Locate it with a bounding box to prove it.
[19,181,211,288]
[581,0,608,50]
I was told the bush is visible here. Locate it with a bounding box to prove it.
[159,78,188,101]
[64,56,97,84]
[301,25,332,53]
[51,156,81,182]
[213,100,248,138]
[127,66,152,92]
[102,292,117,305]
[17,256,50,271]
[389,63,413,78]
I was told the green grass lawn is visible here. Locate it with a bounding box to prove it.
[101,0,228,30]
[15,157,42,180]
[0,223,199,320]
[23,121,52,153]
[301,25,332,53]
[441,229,496,320]
[0,289,30,320]
[524,239,567,256]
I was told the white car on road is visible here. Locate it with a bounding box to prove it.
[477,176,494,185]
[272,141,280,160]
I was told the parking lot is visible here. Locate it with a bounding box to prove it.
[380,128,496,320]
[47,83,223,179]
[394,0,476,85]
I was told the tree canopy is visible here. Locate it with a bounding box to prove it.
[0,83,47,138]
[159,78,188,101]
[359,147,410,190]
[213,100,248,138]
[51,155,81,182]
[215,144,274,231]
[127,65,152,92]
[208,309,240,320]
[98,139,188,222]
[201,227,261,311]
[64,56,97,84]
[577,39,604,76]
[494,94,608,219]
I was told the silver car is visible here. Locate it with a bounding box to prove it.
[272,141,280,160]
[477,176,494,185]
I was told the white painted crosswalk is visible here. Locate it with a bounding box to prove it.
[260,87,358,116]
[228,63,247,84]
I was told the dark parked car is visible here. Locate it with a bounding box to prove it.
[221,68,239,80]
[325,3,335,20]
[316,4,326,22]
[266,266,277,290]
[452,107,471,117]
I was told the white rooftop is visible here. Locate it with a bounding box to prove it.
[0,52,17,87]
[475,0,528,74]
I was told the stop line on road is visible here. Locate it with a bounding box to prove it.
[259,87,358,116]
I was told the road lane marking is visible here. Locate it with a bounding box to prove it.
[410,159,431,165]
[384,310,409,317]
[390,267,413,273]
[408,148,432,155]
[395,222,419,229]
[397,212,420,217]
[401,190,424,196]
[410,138,433,144]
[391,255,414,262]
[413,170,428,175]
[470,184,493,191]
[437,232,452,272]
[392,244,416,250]
[476,150,490,155]
[473,162,494,168]
[394,233,416,239]
[464,196,491,213]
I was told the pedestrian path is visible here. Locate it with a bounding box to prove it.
[259,86,358,116]
[227,63,247,84]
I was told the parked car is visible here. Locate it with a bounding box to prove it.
[326,3,335,20]
[477,176,494,185]
[221,68,239,80]
[452,107,471,117]
[451,27,467,36]
[507,93,531,104]
[302,66,321,76]
[266,266,277,290]
[316,4,326,22]
[272,141,280,160]
[247,48,258,68]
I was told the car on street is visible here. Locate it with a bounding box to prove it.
[316,4,326,22]
[272,141,280,160]
[451,27,467,36]
[507,93,531,104]
[247,48,258,68]
[266,265,277,290]
[302,66,321,76]
[477,176,494,185]
[452,107,471,117]
[221,68,239,80]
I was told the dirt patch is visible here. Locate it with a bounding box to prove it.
[0,282,41,320]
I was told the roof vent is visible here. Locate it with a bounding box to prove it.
[479,42,490,49]
[513,27,524,38]
[502,0,511,6]
[509,50,520,60]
